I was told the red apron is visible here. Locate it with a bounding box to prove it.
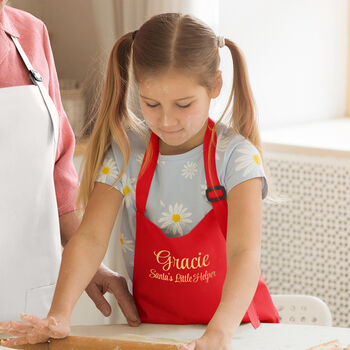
[133,118,279,327]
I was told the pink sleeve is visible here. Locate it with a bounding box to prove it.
[42,23,79,216]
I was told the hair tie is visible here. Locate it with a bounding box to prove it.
[132,30,138,40]
[217,36,225,48]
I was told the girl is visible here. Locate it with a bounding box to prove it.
[0,13,278,350]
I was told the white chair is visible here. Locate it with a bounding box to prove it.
[271,294,333,326]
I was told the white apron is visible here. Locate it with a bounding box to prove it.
[0,36,61,321]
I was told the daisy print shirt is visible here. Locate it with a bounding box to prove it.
[96,122,268,282]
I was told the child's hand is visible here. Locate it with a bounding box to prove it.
[179,328,233,350]
[0,313,70,347]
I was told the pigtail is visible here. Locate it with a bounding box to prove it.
[218,38,272,196]
[223,39,262,156]
[78,32,138,209]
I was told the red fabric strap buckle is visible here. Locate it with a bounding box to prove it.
[206,185,227,202]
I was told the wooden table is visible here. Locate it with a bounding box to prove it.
[2,323,350,349]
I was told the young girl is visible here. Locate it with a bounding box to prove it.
[0,13,278,350]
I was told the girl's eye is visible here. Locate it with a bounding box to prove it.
[177,103,192,109]
[146,103,159,108]
[145,102,192,108]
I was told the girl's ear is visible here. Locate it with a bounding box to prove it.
[210,70,223,99]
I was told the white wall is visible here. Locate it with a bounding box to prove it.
[9,0,104,82]
[218,0,348,129]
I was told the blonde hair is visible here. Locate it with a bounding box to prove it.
[78,13,266,209]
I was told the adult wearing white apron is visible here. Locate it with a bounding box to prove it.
[0,36,61,320]
[0,3,139,325]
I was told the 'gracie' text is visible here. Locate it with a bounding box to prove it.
[153,250,210,272]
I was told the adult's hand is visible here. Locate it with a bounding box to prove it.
[0,313,70,347]
[85,264,140,326]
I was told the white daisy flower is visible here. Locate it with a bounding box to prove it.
[120,174,136,208]
[181,161,198,179]
[235,146,262,176]
[99,158,118,182]
[158,203,192,236]
[119,233,134,253]
[216,133,231,160]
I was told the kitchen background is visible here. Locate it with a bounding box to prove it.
[7,0,350,328]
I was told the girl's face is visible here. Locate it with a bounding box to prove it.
[138,69,221,155]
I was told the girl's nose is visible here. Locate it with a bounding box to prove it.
[161,114,177,127]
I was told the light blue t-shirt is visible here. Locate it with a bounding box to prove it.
[96,122,267,281]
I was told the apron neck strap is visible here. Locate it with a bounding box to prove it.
[9,35,58,148]
[203,118,225,199]
[203,118,228,237]
[136,118,227,236]
[136,132,159,214]
[10,36,44,86]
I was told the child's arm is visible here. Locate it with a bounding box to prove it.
[48,182,129,321]
[207,177,262,332]
[0,182,139,347]
[182,178,262,350]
